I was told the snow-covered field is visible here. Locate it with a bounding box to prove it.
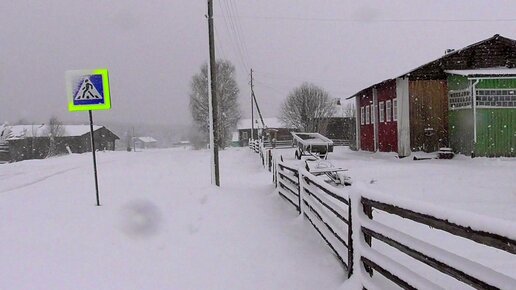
[1,147,514,289]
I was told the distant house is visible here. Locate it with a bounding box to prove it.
[0,125,119,162]
[134,137,157,149]
[317,98,356,145]
[171,140,191,148]
[236,117,296,147]
[348,34,516,157]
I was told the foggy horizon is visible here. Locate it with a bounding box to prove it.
[1,1,515,129]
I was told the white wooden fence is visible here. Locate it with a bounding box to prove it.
[251,146,516,288]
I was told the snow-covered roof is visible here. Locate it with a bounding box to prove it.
[445,68,516,77]
[5,125,102,140]
[135,137,157,143]
[237,117,288,130]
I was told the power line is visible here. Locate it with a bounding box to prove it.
[213,25,227,60]
[214,15,516,23]
[254,70,346,85]
[217,0,250,74]
[227,0,251,66]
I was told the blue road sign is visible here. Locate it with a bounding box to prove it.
[66,69,111,112]
[73,74,105,105]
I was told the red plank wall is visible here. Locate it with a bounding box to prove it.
[377,81,398,152]
[359,89,375,151]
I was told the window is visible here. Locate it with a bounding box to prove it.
[393,98,398,121]
[371,104,376,124]
[386,100,392,122]
[379,101,385,122]
[476,89,516,107]
[242,131,248,139]
[360,107,365,125]
[366,105,370,124]
[448,89,471,110]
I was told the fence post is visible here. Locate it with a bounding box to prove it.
[297,170,303,215]
[362,198,373,276]
[347,197,353,278]
[268,150,272,172]
[273,157,276,186]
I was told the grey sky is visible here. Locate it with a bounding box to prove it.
[0,0,515,128]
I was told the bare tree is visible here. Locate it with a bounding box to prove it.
[342,102,356,118]
[189,60,241,149]
[280,82,336,132]
[46,116,64,157]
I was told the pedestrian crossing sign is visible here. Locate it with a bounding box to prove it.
[66,69,111,111]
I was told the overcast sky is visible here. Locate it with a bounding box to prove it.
[0,0,515,128]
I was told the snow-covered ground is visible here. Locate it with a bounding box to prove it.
[1,147,514,289]
[0,148,345,290]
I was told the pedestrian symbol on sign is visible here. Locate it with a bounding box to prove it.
[73,75,105,105]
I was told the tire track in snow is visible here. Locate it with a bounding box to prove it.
[0,166,81,193]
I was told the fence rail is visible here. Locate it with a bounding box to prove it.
[355,195,516,290]
[299,168,352,275]
[331,139,351,146]
[272,154,353,276]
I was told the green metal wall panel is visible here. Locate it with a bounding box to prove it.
[447,75,470,91]
[475,108,516,157]
[449,109,474,154]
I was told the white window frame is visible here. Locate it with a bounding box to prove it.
[366,106,371,125]
[393,98,398,121]
[386,100,392,122]
[360,106,365,125]
[379,101,385,122]
[371,104,376,124]
[475,89,516,108]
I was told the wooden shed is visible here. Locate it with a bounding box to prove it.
[2,125,119,162]
[235,118,295,147]
[349,34,516,157]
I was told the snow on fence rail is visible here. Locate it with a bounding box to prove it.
[352,190,516,290]
[274,156,301,212]
[248,139,260,153]
[250,146,516,288]
[272,155,353,276]
[299,167,353,276]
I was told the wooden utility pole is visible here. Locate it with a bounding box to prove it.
[250,69,254,141]
[207,0,220,186]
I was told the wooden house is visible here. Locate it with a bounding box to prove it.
[349,34,516,157]
[235,118,295,147]
[134,137,157,149]
[315,98,356,145]
[1,125,119,162]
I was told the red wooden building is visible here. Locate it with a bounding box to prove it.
[349,34,516,157]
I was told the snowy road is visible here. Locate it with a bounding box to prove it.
[0,148,345,290]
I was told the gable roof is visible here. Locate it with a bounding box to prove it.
[135,137,157,143]
[4,125,110,140]
[237,117,289,130]
[348,34,516,99]
[445,67,516,77]
[401,34,516,80]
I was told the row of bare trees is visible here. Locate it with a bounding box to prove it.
[188,60,355,148]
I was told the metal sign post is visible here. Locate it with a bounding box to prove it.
[66,68,111,206]
[88,110,100,206]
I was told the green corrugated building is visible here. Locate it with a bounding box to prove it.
[447,69,516,157]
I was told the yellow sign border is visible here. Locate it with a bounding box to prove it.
[66,68,111,112]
